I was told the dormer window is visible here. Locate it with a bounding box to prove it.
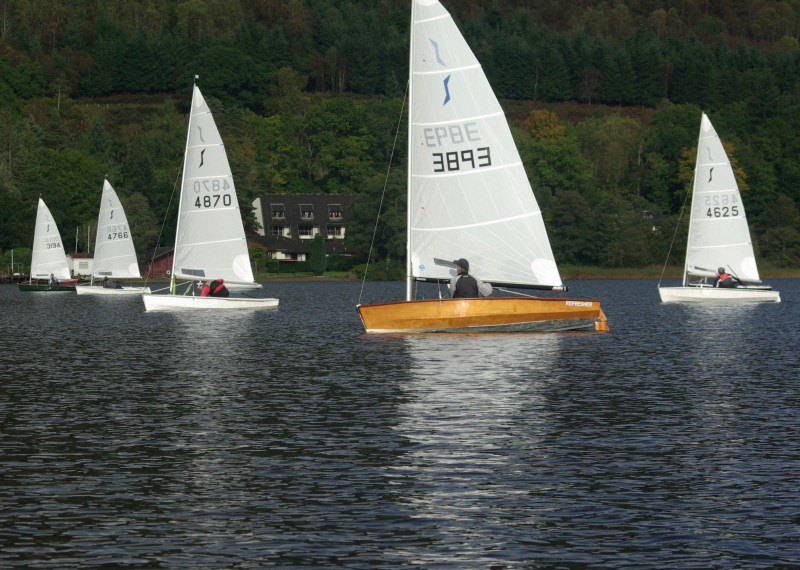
[328,204,343,220]
[299,204,314,220]
[270,203,286,220]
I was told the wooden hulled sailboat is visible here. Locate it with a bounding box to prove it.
[357,0,608,333]
[658,113,780,303]
[142,82,278,311]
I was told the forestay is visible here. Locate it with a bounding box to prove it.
[31,198,71,281]
[93,179,141,278]
[408,0,561,290]
[685,113,760,283]
[172,85,257,289]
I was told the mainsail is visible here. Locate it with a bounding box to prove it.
[30,198,70,280]
[171,85,257,287]
[685,113,760,282]
[93,179,141,278]
[407,0,561,290]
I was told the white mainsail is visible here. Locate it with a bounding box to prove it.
[685,113,760,283]
[171,85,257,288]
[407,0,562,291]
[30,198,70,280]
[93,179,141,278]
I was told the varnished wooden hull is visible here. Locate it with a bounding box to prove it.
[357,297,608,333]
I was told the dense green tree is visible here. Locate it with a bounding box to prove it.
[309,232,327,275]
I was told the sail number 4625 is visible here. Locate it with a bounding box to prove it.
[704,193,739,218]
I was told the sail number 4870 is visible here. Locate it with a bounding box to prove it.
[193,179,232,208]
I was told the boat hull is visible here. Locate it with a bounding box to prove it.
[18,283,75,292]
[659,286,780,303]
[357,297,608,333]
[76,285,151,296]
[142,293,279,311]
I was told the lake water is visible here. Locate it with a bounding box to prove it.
[2,278,799,568]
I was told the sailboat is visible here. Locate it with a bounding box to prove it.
[357,0,608,333]
[76,178,150,296]
[18,197,76,292]
[142,82,278,311]
[658,113,780,303]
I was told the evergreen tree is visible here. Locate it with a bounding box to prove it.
[309,233,327,275]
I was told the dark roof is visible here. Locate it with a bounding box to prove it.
[68,252,94,259]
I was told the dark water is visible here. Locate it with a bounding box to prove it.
[2,279,799,568]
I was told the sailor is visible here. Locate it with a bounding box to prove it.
[449,258,492,298]
[49,274,60,285]
[713,267,737,288]
[200,279,229,297]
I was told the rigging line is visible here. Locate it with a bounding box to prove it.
[144,166,183,289]
[496,287,536,298]
[658,184,693,287]
[358,80,409,305]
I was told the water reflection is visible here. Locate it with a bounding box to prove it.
[389,333,564,564]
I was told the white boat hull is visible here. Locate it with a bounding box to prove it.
[659,286,780,303]
[76,284,151,296]
[142,292,279,311]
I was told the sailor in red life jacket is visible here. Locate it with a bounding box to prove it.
[713,267,737,288]
[200,279,229,297]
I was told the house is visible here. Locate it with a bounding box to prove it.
[67,253,93,278]
[145,247,174,278]
[252,194,355,261]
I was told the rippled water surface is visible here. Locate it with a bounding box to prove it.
[2,279,799,568]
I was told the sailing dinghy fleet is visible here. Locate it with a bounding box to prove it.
[14,3,785,322]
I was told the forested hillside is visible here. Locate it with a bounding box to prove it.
[1,0,799,275]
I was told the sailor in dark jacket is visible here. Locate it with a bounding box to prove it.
[713,266,737,288]
[448,258,492,298]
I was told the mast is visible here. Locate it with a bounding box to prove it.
[683,113,703,287]
[405,0,416,302]
[170,77,197,294]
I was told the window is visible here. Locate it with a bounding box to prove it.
[299,204,314,220]
[327,224,344,238]
[79,261,89,269]
[270,204,285,220]
[328,204,343,220]
[298,225,315,238]
[270,225,285,236]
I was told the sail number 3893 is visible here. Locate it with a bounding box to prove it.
[432,147,491,172]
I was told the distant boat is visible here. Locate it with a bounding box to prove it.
[18,198,75,292]
[142,82,279,311]
[75,178,150,296]
[658,113,780,303]
[356,0,608,333]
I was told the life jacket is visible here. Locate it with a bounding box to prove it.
[453,273,479,298]
[201,279,229,297]
[718,272,730,281]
